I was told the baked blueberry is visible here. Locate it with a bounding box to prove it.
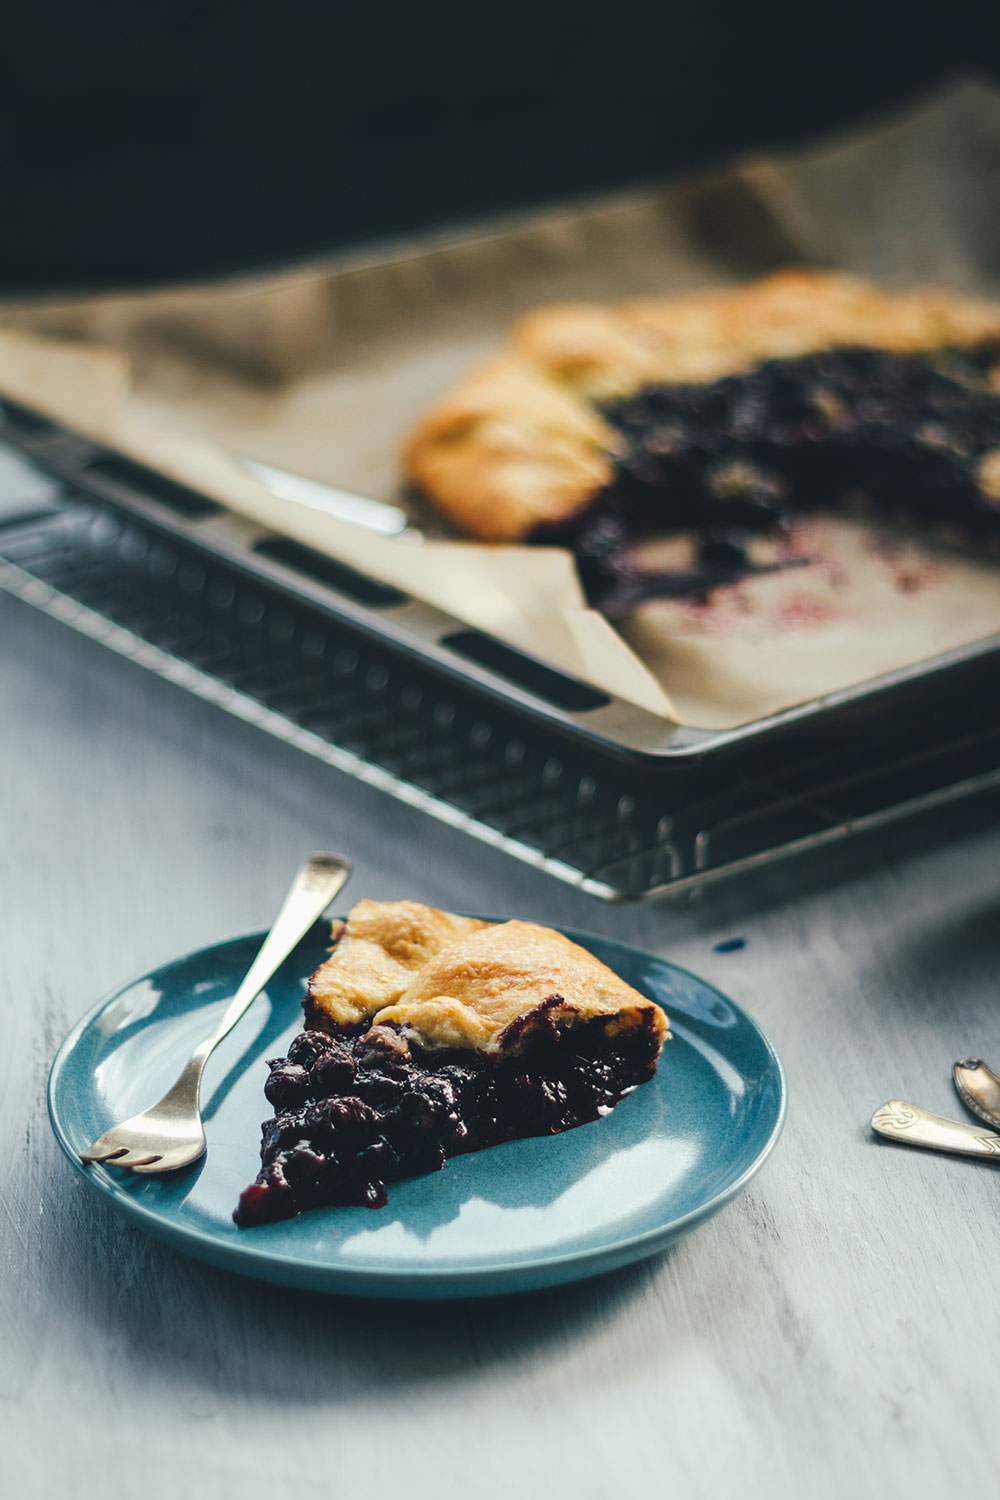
[403,271,1000,609]
[234,900,669,1225]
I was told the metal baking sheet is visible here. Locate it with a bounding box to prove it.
[3,82,1000,896]
[2,406,999,903]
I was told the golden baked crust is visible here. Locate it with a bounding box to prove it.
[404,354,616,540]
[403,269,1000,541]
[305,898,670,1055]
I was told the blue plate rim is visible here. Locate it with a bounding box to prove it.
[47,922,787,1296]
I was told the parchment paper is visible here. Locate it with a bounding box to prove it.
[2,77,998,727]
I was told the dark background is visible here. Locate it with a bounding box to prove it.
[2,1,997,295]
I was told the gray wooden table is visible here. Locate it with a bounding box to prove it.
[4,588,999,1500]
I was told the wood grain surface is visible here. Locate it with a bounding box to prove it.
[3,589,999,1500]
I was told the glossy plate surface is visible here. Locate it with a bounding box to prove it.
[48,924,785,1299]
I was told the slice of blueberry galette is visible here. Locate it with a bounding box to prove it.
[234,899,669,1226]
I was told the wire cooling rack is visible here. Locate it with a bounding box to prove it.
[2,413,999,901]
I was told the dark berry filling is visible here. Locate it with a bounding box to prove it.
[533,343,1000,610]
[233,1006,661,1227]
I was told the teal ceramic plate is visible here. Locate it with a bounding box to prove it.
[48,923,785,1299]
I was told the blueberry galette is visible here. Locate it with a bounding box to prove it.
[234,900,669,1225]
[402,270,1000,611]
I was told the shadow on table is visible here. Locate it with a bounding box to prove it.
[885,894,1000,1002]
[704,791,1000,933]
[40,1149,762,1403]
[596,786,1000,975]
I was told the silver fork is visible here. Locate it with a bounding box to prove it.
[80,853,351,1174]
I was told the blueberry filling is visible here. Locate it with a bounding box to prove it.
[533,343,1000,611]
[233,1004,662,1227]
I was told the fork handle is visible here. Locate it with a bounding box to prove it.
[182,854,350,1087]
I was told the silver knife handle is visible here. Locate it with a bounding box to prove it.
[871,1099,1000,1159]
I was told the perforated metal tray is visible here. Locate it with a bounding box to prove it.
[2,397,999,901]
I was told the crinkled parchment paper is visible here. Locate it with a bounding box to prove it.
[2,77,999,727]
